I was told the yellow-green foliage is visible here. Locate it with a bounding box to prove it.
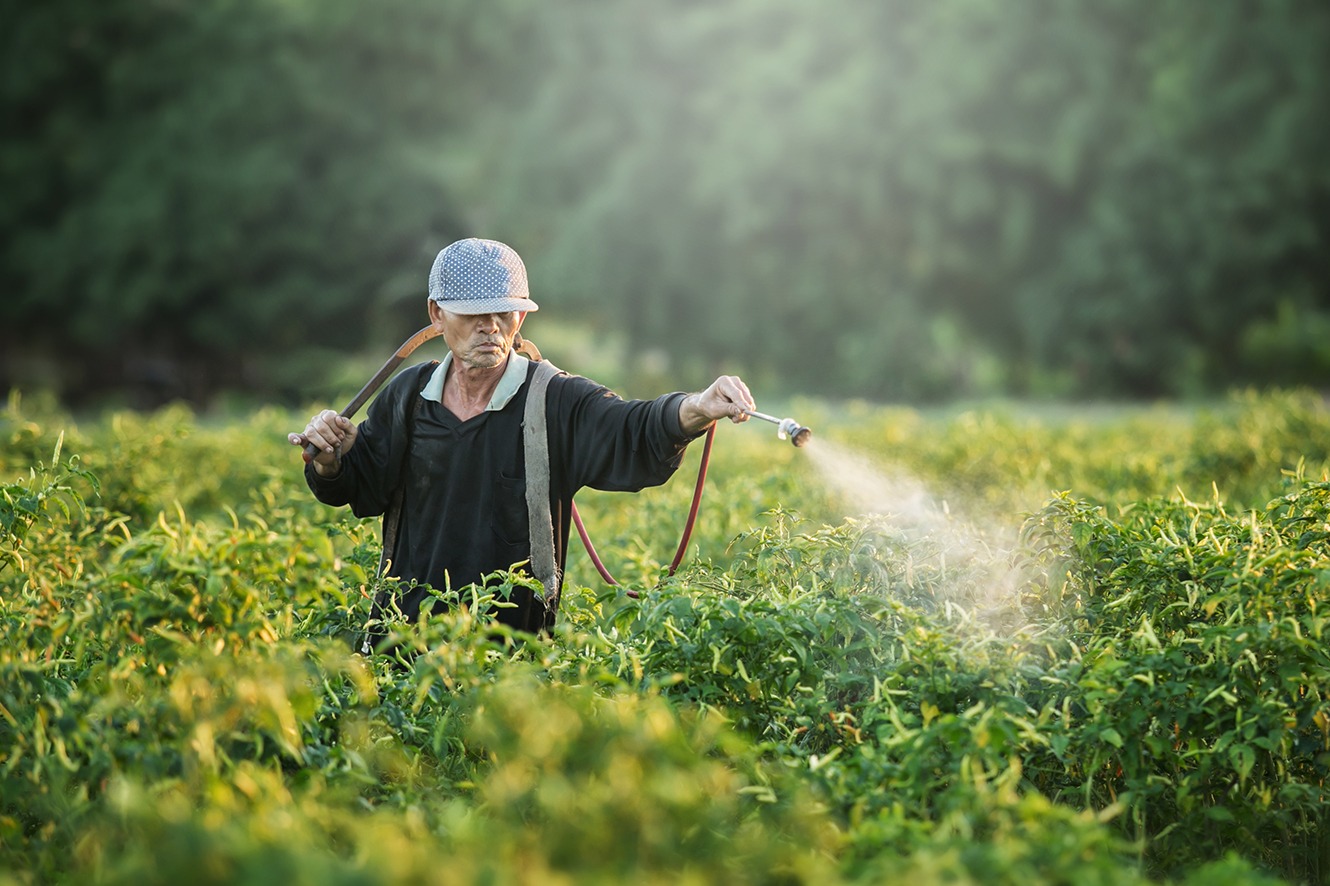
[3,389,1329,885]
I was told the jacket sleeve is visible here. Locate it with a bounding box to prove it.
[303,365,424,518]
[548,373,701,495]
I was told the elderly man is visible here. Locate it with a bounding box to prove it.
[289,238,753,648]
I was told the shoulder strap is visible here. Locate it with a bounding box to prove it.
[377,361,438,578]
[362,360,437,655]
[524,359,564,603]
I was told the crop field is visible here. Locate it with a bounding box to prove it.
[3,388,1330,885]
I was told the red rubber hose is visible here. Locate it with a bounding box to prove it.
[668,423,715,574]
[571,423,717,598]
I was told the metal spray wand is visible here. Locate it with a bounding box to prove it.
[743,409,813,447]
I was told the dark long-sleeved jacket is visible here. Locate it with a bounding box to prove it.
[306,358,695,633]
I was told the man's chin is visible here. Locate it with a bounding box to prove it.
[463,351,507,370]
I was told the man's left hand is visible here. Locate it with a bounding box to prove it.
[680,375,756,435]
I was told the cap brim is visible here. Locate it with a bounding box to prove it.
[430,297,539,315]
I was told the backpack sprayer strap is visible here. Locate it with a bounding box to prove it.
[524,358,564,604]
[362,360,438,654]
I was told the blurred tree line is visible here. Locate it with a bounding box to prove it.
[3,0,1328,406]
[0,0,538,405]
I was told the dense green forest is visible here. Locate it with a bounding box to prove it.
[3,0,1329,406]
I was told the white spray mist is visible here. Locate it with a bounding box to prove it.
[800,436,1028,629]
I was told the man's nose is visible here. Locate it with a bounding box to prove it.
[476,314,500,332]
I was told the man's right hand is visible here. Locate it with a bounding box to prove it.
[288,410,358,474]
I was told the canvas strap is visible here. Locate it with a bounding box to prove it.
[524,359,564,603]
[361,361,436,654]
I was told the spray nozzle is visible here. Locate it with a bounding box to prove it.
[743,410,812,447]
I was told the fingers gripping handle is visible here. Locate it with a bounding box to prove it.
[300,410,349,465]
[301,420,345,465]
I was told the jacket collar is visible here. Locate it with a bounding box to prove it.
[420,353,530,411]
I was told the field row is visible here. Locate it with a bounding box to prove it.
[2,389,1329,883]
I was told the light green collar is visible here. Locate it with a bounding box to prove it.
[421,353,530,411]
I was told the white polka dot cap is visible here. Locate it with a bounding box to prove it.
[427,238,539,314]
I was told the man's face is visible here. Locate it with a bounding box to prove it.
[430,302,525,371]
